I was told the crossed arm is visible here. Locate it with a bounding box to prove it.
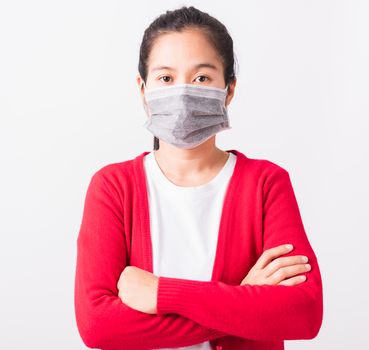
[74,166,323,349]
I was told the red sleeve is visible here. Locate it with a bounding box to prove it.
[74,170,227,349]
[156,167,324,341]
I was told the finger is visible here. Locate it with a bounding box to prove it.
[253,244,294,270]
[264,255,308,278]
[267,263,311,285]
[278,274,307,286]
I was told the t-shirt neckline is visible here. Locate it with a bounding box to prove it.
[144,151,237,197]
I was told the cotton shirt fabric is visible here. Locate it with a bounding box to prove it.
[74,149,323,350]
[143,151,237,349]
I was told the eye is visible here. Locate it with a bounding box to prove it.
[194,75,210,83]
[158,76,172,83]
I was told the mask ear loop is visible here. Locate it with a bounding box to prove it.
[224,83,230,108]
[141,81,150,115]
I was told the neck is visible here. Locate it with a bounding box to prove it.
[153,137,229,179]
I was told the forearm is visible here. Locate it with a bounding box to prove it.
[156,268,323,341]
[75,286,227,349]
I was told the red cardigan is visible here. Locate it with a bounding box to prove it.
[74,149,323,350]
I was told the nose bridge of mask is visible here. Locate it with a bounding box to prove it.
[143,83,228,108]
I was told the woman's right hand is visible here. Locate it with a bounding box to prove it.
[240,244,311,287]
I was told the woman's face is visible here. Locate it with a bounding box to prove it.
[137,27,235,107]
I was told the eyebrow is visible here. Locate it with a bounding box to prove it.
[150,63,218,73]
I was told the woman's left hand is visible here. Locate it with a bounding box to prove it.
[117,266,159,314]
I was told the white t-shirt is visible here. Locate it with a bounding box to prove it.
[143,151,237,350]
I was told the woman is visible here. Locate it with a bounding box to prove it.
[74,6,323,350]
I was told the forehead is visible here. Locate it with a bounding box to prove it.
[147,28,223,73]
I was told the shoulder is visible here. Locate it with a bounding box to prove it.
[93,158,135,180]
[87,155,138,195]
[249,157,288,174]
[230,150,295,199]
[234,149,290,178]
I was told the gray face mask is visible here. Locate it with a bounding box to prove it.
[142,83,232,149]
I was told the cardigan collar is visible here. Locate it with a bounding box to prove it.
[132,149,248,281]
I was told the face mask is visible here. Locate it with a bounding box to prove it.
[141,83,232,149]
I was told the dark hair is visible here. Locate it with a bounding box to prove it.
[138,5,238,150]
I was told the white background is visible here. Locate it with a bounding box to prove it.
[1,0,368,348]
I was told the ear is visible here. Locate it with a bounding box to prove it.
[137,76,151,116]
[137,74,145,98]
[225,78,237,107]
